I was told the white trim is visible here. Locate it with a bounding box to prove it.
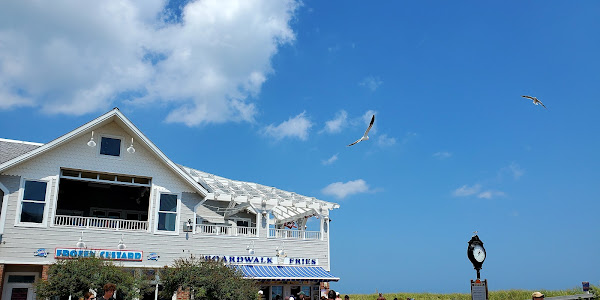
[0,108,208,197]
[14,177,51,228]
[154,191,181,235]
[0,181,9,234]
[0,138,44,146]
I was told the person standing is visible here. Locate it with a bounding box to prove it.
[327,290,336,300]
[100,283,116,300]
[83,292,95,300]
[377,293,386,300]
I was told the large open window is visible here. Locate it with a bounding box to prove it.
[56,169,151,223]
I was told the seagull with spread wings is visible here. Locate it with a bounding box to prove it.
[522,95,547,109]
[347,114,375,146]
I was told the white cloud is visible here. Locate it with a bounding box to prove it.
[433,151,452,159]
[359,76,382,91]
[322,179,370,199]
[321,110,347,134]
[321,153,338,165]
[263,111,312,141]
[477,190,505,199]
[0,0,299,125]
[453,184,481,197]
[377,134,396,147]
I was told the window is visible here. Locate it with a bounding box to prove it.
[20,180,47,223]
[157,194,178,232]
[100,137,121,156]
[271,286,282,300]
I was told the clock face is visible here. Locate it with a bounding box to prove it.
[472,245,485,262]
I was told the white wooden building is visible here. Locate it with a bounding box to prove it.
[0,108,339,300]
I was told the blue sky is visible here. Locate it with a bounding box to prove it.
[1,0,599,294]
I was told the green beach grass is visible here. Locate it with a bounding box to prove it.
[341,286,598,300]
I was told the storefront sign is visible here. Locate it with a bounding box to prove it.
[55,248,143,261]
[203,255,318,265]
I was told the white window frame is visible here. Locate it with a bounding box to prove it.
[97,134,125,159]
[0,182,9,234]
[154,191,180,235]
[14,178,52,228]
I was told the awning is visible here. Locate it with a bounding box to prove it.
[234,265,339,281]
[195,204,226,224]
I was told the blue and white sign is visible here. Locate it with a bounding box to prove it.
[55,248,143,261]
[203,255,318,265]
[34,248,48,257]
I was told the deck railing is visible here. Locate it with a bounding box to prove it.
[54,215,148,231]
[268,228,321,240]
[195,224,257,237]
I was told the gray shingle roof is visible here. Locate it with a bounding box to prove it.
[0,139,43,164]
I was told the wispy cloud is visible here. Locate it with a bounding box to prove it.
[377,134,396,147]
[433,151,452,159]
[477,190,505,199]
[322,179,370,199]
[0,1,299,126]
[321,110,348,134]
[263,111,312,141]
[453,184,482,197]
[359,76,383,91]
[322,153,339,165]
[454,184,505,199]
[500,162,524,180]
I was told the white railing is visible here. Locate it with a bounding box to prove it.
[54,215,148,231]
[268,228,321,240]
[195,224,257,237]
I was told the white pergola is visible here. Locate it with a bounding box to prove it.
[179,165,339,225]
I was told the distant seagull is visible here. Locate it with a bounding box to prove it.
[347,114,375,146]
[521,95,547,109]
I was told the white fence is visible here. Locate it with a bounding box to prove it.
[195,224,257,237]
[54,215,148,231]
[268,228,321,240]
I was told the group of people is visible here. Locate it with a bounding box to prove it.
[319,289,349,300]
[82,283,116,300]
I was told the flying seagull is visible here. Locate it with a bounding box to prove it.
[347,114,375,146]
[521,95,547,109]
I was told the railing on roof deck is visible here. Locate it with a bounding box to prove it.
[195,224,257,237]
[268,228,321,240]
[54,215,148,231]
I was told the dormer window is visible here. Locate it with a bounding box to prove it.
[100,137,121,157]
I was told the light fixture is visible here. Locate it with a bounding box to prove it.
[117,234,126,250]
[87,131,97,147]
[276,243,286,257]
[126,137,135,154]
[76,231,86,249]
[247,241,255,255]
[183,219,193,232]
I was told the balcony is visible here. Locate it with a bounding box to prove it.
[268,228,321,240]
[195,224,257,237]
[54,215,148,231]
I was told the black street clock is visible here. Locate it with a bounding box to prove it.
[467,233,486,279]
